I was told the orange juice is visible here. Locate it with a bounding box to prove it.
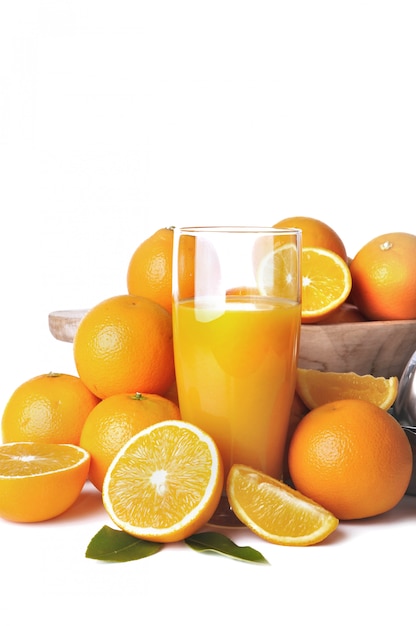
[173,296,301,478]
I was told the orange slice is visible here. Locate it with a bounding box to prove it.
[0,442,90,522]
[226,464,338,546]
[102,420,224,543]
[301,247,352,323]
[296,368,399,411]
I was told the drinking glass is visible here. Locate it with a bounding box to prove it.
[172,226,302,526]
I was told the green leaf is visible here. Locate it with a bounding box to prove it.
[185,531,269,564]
[85,525,162,562]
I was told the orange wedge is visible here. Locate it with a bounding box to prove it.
[296,368,399,411]
[0,442,90,522]
[301,247,352,323]
[226,464,338,546]
[102,420,224,543]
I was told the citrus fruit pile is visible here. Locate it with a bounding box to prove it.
[0,218,414,550]
[273,216,416,323]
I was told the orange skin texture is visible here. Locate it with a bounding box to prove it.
[1,372,100,445]
[73,294,175,399]
[273,216,348,262]
[127,227,195,313]
[350,232,416,320]
[127,228,174,313]
[288,398,413,520]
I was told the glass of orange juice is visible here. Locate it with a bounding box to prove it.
[172,226,302,526]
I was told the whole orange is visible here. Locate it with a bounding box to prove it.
[80,392,181,490]
[127,227,195,313]
[350,232,416,320]
[73,294,175,399]
[287,398,412,520]
[273,216,348,262]
[1,372,100,445]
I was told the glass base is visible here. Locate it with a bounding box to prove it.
[207,494,244,528]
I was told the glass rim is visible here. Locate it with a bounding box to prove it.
[173,225,302,235]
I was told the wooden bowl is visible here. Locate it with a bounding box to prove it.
[48,309,88,344]
[299,319,416,378]
[48,310,416,379]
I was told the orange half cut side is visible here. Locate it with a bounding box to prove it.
[0,442,90,522]
[102,420,224,543]
[301,247,352,323]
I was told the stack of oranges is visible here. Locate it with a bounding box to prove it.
[0,217,415,543]
[0,227,195,525]
[125,218,416,325]
[272,216,416,323]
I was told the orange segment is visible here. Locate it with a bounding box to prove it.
[296,368,399,411]
[102,420,224,543]
[0,442,90,523]
[301,247,352,323]
[226,464,339,546]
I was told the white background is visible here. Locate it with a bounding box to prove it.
[1,2,416,623]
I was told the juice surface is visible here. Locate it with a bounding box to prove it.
[173,297,301,478]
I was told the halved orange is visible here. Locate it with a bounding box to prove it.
[226,464,338,546]
[296,368,399,411]
[102,420,224,543]
[0,442,90,522]
[256,241,300,302]
[301,247,352,323]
